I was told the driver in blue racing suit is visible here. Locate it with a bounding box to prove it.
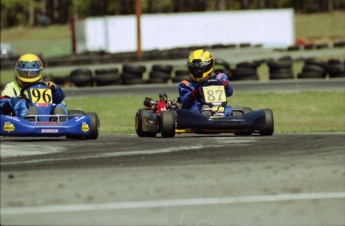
[178,49,234,116]
[0,53,67,117]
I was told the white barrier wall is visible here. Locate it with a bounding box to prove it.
[76,9,294,53]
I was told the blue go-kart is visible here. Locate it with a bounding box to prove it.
[0,82,99,139]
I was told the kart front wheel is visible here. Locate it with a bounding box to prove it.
[135,110,157,137]
[160,110,175,138]
[85,112,100,139]
[259,109,274,136]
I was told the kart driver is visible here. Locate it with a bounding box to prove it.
[178,49,234,116]
[0,53,67,117]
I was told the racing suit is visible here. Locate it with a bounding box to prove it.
[178,72,234,116]
[0,80,66,117]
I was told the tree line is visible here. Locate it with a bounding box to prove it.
[1,0,345,28]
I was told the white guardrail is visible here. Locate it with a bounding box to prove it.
[75,9,294,53]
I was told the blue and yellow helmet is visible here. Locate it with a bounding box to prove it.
[15,53,43,86]
[187,49,214,83]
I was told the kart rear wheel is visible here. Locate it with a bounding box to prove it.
[85,112,100,139]
[260,109,274,136]
[160,110,175,138]
[135,110,157,137]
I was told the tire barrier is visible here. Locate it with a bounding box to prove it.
[121,64,147,85]
[267,58,294,80]
[297,58,327,79]
[94,68,121,86]
[147,65,173,84]
[231,60,261,81]
[172,70,189,83]
[327,58,345,78]
[69,68,94,87]
[37,56,344,88]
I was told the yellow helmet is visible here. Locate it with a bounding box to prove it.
[187,49,214,83]
[15,54,43,87]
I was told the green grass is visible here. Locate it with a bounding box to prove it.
[65,91,345,134]
[295,11,345,40]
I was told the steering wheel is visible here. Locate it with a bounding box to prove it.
[19,82,48,98]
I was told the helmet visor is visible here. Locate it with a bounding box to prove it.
[17,70,41,79]
[188,61,213,78]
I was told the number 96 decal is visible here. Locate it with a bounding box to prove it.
[29,88,53,103]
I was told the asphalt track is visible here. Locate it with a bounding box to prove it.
[1,80,345,225]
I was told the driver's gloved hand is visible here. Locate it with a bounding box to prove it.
[221,80,230,88]
[187,87,201,102]
[0,98,13,115]
[45,81,56,91]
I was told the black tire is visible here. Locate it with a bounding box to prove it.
[95,68,119,75]
[49,75,69,85]
[302,64,326,73]
[69,69,93,87]
[297,72,324,79]
[304,58,327,68]
[135,110,157,137]
[122,78,147,85]
[269,68,293,74]
[269,72,294,80]
[121,72,142,80]
[160,111,175,138]
[236,61,261,69]
[267,61,292,69]
[94,68,121,86]
[231,68,258,81]
[122,64,146,74]
[149,71,171,80]
[85,112,100,139]
[174,70,189,76]
[260,109,274,136]
[151,64,173,74]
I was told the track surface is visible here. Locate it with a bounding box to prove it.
[1,79,345,225]
[1,133,345,225]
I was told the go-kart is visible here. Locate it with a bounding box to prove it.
[0,82,99,139]
[135,80,274,137]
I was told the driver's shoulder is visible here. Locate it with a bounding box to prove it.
[1,81,21,97]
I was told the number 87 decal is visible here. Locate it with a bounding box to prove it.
[202,86,227,103]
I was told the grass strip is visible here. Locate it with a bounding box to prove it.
[65,91,345,134]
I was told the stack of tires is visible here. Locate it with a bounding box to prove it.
[268,57,294,80]
[172,70,189,83]
[147,64,173,84]
[121,64,147,85]
[231,61,260,81]
[94,68,121,86]
[327,59,345,78]
[297,58,327,79]
[44,74,69,86]
[69,69,94,87]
